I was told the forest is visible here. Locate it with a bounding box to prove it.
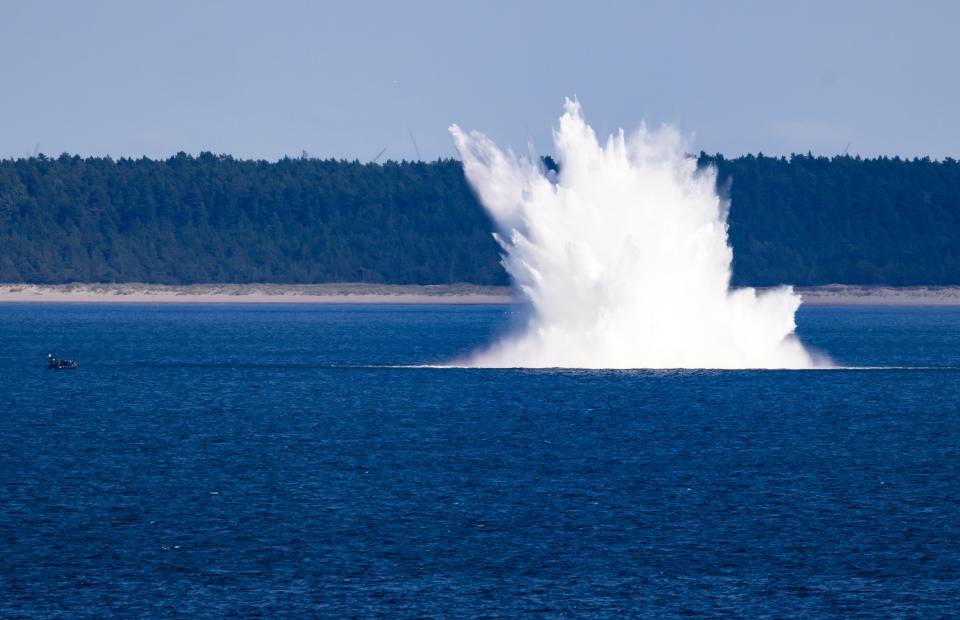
[1,151,958,286]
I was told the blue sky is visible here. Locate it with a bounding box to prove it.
[1,0,957,161]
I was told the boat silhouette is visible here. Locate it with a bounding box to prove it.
[47,354,78,370]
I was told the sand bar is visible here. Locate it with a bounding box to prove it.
[1,283,960,306]
[0,283,514,304]
[794,285,960,306]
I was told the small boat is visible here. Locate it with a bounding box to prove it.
[47,353,78,370]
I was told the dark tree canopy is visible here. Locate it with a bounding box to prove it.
[0,151,959,286]
[702,153,960,286]
[0,154,506,285]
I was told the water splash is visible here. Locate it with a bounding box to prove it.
[450,99,827,369]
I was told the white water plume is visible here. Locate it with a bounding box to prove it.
[450,99,827,369]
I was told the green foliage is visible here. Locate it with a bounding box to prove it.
[0,153,507,285]
[699,153,960,285]
[0,151,959,285]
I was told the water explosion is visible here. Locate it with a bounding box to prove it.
[450,100,825,369]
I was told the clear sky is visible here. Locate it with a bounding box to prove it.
[1,0,957,161]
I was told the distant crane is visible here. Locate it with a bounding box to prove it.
[408,129,421,161]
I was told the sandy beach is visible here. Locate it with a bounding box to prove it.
[1,283,960,306]
[0,283,515,304]
[794,285,960,306]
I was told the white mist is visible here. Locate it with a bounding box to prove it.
[450,99,826,369]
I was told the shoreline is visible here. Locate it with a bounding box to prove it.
[1,283,960,306]
[0,283,515,305]
[793,285,960,307]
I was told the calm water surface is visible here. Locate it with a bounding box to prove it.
[1,304,959,617]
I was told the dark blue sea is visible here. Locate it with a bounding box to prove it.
[2,303,959,618]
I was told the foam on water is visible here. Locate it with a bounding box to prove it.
[450,99,827,369]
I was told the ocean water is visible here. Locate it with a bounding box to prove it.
[1,303,959,617]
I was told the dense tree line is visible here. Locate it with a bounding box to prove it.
[0,153,506,284]
[0,151,958,286]
[706,153,960,286]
